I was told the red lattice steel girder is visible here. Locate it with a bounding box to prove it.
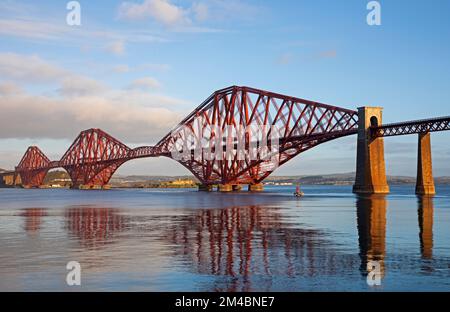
[372,116,450,137]
[157,86,358,184]
[59,128,132,187]
[15,146,51,187]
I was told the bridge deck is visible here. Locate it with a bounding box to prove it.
[372,116,450,137]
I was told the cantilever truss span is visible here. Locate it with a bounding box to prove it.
[157,86,358,184]
[13,86,359,188]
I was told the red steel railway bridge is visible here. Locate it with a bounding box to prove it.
[1,86,449,194]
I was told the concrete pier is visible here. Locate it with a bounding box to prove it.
[218,184,233,192]
[415,132,435,196]
[0,172,20,187]
[232,184,242,191]
[248,183,264,192]
[77,184,106,190]
[353,107,390,194]
[198,184,214,192]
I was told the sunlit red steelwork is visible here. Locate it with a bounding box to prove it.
[157,86,359,184]
[15,146,51,187]
[13,86,360,188]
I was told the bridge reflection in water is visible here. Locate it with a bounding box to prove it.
[418,196,434,260]
[65,207,128,249]
[356,195,387,278]
[163,207,341,282]
[20,208,47,234]
[18,195,436,290]
[356,195,435,278]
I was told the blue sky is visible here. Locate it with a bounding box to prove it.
[0,0,449,176]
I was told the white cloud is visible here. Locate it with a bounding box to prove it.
[112,63,171,74]
[106,40,126,56]
[276,53,294,65]
[190,0,263,23]
[119,0,189,27]
[129,77,162,90]
[58,76,106,97]
[0,52,68,83]
[0,0,35,16]
[0,53,188,143]
[0,52,105,96]
[192,2,209,21]
[117,0,262,32]
[139,63,171,72]
[317,49,337,59]
[0,17,167,52]
[112,64,131,73]
[0,87,185,143]
[0,81,22,95]
[0,18,65,40]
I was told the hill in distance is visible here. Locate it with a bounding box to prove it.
[113,172,450,185]
[3,170,450,186]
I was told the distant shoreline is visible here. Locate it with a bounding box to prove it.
[3,183,450,190]
[2,169,450,188]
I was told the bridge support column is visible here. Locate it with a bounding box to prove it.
[248,183,264,192]
[416,132,435,196]
[353,107,390,194]
[77,184,101,190]
[218,184,233,192]
[13,173,21,186]
[0,173,19,187]
[19,169,49,189]
[232,184,242,191]
[198,184,214,192]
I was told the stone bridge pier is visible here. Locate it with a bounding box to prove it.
[353,107,390,194]
[353,107,436,196]
[415,132,435,195]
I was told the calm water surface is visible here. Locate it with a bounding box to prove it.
[0,185,449,291]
